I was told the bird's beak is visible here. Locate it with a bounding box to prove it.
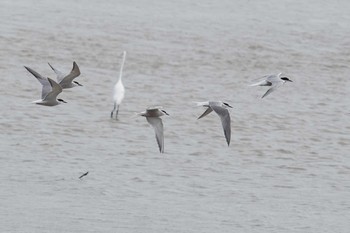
[288,80,293,82]
[74,81,83,86]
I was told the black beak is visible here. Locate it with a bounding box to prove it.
[74,81,83,86]
[288,80,293,82]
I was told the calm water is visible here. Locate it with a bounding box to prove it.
[1,0,350,232]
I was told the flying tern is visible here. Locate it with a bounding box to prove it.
[196,101,232,146]
[48,61,82,88]
[24,66,67,106]
[139,107,169,153]
[250,73,293,98]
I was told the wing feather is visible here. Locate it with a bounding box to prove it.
[210,105,231,146]
[146,117,164,153]
[43,78,62,101]
[197,107,213,119]
[24,66,51,99]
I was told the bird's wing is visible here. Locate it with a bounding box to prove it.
[197,107,213,119]
[43,78,62,101]
[249,74,273,85]
[59,61,81,86]
[146,117,164,153]
[249,79,272,86]
[24,66,51,99]
[211,105,231,146]
[48,62,66,82]
[261,87,275,98]
[147,106,163,110]
[261,81,284,98]
[146,107,163,116]
[265,74,281,83]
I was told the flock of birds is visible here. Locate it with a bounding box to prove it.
[24,51,293,153]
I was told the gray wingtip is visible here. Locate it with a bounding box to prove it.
[47,77,54,86]
[72,61,81,75]
[48,62,54,70]
[24,66,36,76]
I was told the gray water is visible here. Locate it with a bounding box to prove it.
[1,0,350,232]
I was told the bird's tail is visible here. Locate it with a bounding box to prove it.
[194,101,208,107]
[130,112,144,119]
[249,79,270,86]
[249,82,261,87]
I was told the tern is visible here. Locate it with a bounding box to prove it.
[139,107,169,153]
[24,66,67,106]
[250,73,293,98]
[48,61,82,88]
[196,101,232,146]
[111,51,127,119]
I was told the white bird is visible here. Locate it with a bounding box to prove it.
[24,66,66,106]
[196,101,232,146]
[250,73,293,98]
[139,107,169,153]
[48,61,82,88]
[111,51,127,119]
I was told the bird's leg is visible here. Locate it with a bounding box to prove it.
[116,105,120,119]
[111,102,116,118]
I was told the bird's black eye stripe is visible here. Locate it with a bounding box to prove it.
[281,77,289,81]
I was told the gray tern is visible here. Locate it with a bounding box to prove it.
[250,72,293,98]
[196,101,232,146]
[139,107,169,153]
[48,61,82,88]
[24,66,67,106]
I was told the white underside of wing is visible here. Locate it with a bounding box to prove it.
[210,105,231,146]
[146,117,164,153]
